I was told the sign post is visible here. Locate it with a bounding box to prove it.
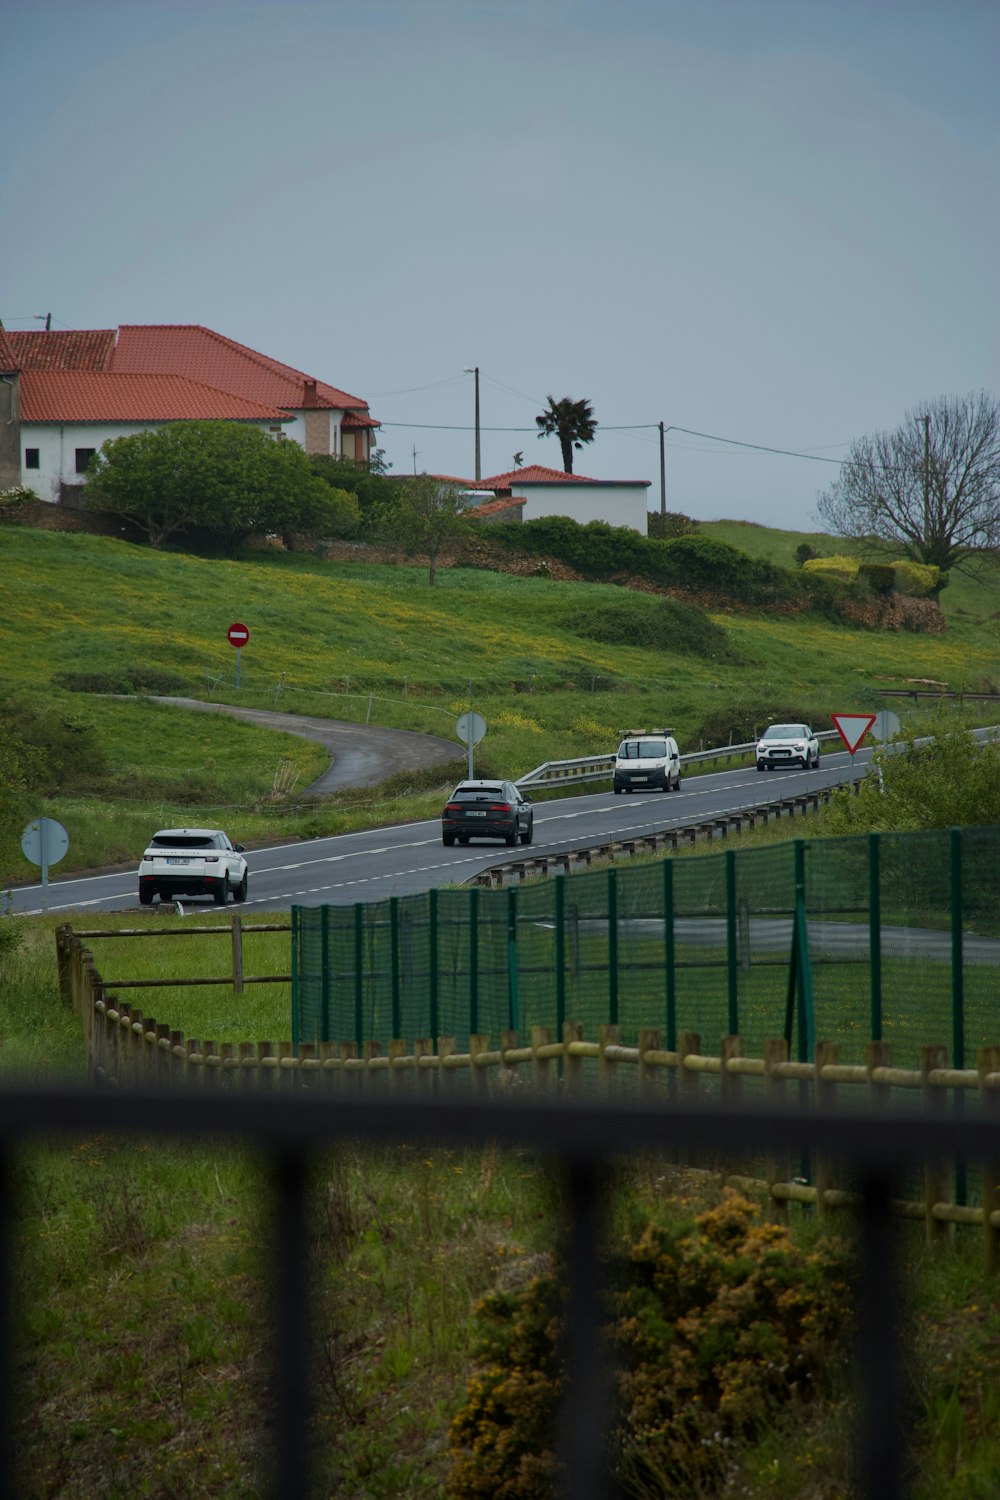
[227,622,250,689]
[455,711,487,779]
[832,713,878,783]
[20,817,70,912]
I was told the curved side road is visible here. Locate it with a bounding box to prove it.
[150,698,463,794]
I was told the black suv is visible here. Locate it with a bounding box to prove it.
[441,780,534,847]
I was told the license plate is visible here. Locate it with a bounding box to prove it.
[166,857,189,864]
[466,811,487,818]
[773,751,789,758]
[633,776,648,782]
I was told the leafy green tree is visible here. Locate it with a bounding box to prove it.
[85,421,353,552]
[534,395,597,474]
[817,391,1000,577]
[0,719,30,839]
[374,475,470,585]
[308,450,396,535]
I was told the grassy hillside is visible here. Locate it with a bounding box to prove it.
[2,521,998,883]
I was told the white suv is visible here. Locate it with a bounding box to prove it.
[138,828,248,906]
[755,724,820,771]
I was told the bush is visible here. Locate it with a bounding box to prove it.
[447,1191,852,1499]
[890,560,941,597]
[693,702,831,747]
[51,668,189,696]
[794,541,820,567]
[824,717,1000,833]
[0,691,109,794]
[857,563,896,597]
[802,554,859,585]
[562,596,741,662]
[646,511,700,541]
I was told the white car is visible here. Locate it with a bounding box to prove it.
[756,723,820,772]
[138,828,248,906]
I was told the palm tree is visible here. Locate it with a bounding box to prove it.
[535,395,597,474]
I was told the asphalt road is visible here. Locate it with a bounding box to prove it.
[9,747,870,917]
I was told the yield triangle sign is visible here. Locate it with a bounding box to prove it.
[832,713,877,753]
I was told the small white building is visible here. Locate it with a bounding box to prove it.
[458,464,651,533]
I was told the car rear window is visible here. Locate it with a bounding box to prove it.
[150,835,216,849]
[452,787,505,800]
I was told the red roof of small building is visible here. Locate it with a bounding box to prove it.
[472,496,526,517]
[7,329,117,371]
[468,464,597,489]
[20,371,292,424]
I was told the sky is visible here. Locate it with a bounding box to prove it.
[4,0,998,530]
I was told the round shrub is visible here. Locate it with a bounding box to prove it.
[562,596,740,662]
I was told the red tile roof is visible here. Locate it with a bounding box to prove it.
[20,371,292,423]
[468,464,597,489]
[7,329,116,370]
[110,325,370,414]
[471,496,526,516]
[0,326,18,370]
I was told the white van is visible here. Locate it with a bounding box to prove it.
[613,729,681,794]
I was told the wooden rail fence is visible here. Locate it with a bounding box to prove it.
[56,924,1000,1266]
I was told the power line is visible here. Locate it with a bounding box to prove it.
[378,417,846,464]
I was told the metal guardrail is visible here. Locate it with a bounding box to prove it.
[517,730,842,789]
[2,1080,991,1498]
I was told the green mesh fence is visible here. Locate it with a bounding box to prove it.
[292,825,1000,1070]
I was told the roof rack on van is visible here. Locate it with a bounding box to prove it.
[619,728,674,737]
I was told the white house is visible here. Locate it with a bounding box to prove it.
[0,323,380,501]
[456,464,651,533]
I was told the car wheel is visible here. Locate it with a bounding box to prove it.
[139,887,153,906]
[233,872,248,903]
[213,885,228,905]
[520,822,533,846]
[614,786,622,795]
[459,835,469,845]
[505,829,517,847]
[442,834,455,846]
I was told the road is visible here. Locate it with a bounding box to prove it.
[9,749,871,917]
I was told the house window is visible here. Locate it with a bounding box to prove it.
[24,448,40,469]
[75,448,96,475]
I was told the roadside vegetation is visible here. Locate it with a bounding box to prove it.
[4,510,1000,1496]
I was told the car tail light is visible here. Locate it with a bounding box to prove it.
[202,856,219,863]
[444,803,461,814]
[489,803,512,813]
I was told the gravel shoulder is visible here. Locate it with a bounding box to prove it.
[151,698,463,795]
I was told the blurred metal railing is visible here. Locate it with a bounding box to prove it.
[2,1082,994,1499]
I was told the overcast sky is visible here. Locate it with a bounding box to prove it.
[4,0,998,529]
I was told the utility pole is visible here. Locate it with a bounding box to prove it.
[464,367,481,479]
[659,421,666,514]
[921,413,930,535]
[34,313,52,331]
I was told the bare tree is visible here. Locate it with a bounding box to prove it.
[817,391,1000,575]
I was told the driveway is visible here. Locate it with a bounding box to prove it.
[151,698,463,795]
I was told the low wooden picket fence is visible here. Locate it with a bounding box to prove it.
[55,924,1000,1265]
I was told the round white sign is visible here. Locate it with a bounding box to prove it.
[455,711,487,747]
[21,817,70,867]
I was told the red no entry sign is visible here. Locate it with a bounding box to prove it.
[227,622,250,648]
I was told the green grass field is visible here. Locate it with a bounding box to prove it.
[2,520,999,886]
